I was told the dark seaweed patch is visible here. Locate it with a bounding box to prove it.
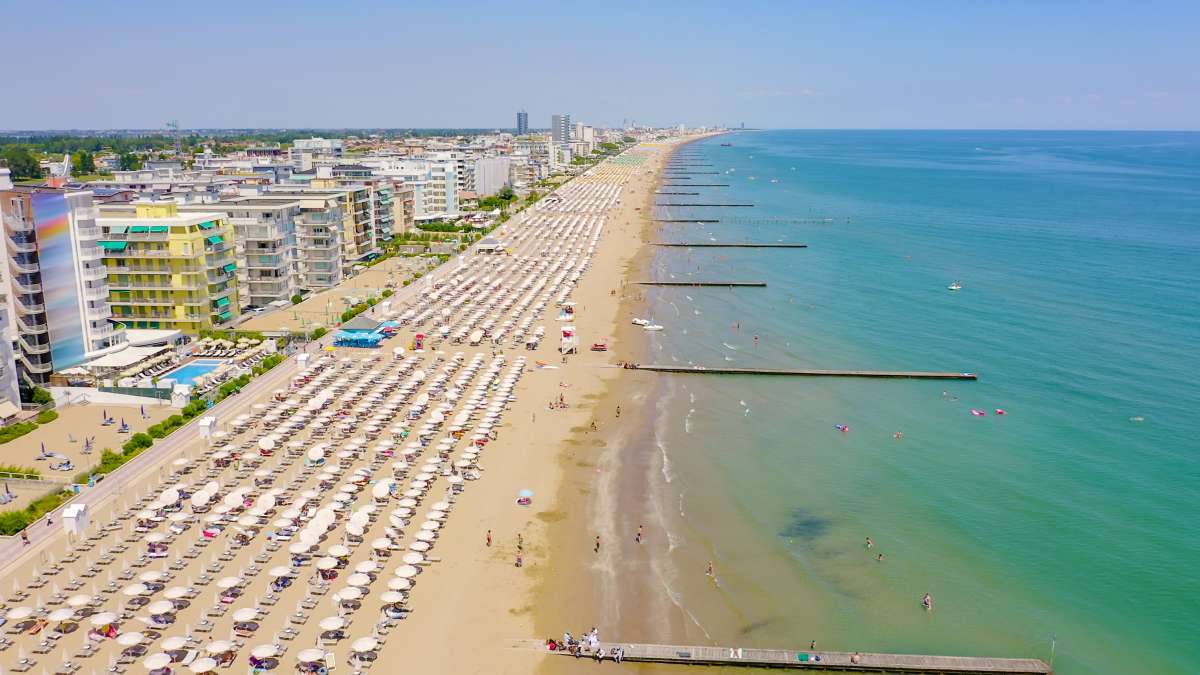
[778,508,831,540]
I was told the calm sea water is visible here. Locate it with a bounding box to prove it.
[644,131,1200,674]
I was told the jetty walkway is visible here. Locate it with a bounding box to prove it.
[632,364,977,380]
[513,640,1051,673]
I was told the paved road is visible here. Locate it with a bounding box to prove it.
[0,202,547,574]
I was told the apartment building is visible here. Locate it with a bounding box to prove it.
[473,157,512,196]
[247,193,343,291]
[96,200,240,332]
[0,183,126,383]
[0,169,23,406]
[263,186,374,266]
[178,199,299,310]
[289,138,344,171]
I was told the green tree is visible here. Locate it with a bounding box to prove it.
[1,146,42,179]
[118,153,142,171]
[72,152,96,175]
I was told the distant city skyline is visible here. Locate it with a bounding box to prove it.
[2,1,1197,131]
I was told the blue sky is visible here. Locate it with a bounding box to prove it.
[4,0,1197,130]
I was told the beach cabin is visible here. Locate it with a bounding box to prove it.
[334,315,385,348]
[476,237,502,254]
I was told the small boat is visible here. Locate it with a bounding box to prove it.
[770,179,779,183]
[631,318,650,326]
[947,281,962,291]
[720,143,732,147]
[970,409,986,417]
[643,324,664,332]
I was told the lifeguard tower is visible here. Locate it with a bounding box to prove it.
[560,325,577,354]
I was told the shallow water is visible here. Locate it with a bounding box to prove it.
[641,130,1200,674]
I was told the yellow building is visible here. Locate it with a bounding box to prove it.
[96,201,240,332]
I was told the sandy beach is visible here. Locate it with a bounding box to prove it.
[0,138,709,675]
[377,140,701,673]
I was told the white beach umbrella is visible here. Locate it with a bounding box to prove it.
[315,557,338,571]
[394,565,419,579]
[345,573,370,588]
[146,600,174,615]
[386,577,411,592]
[117,631,146,646]
[317,616,345,631]
[123,583,150,597]
[90,612,118,626]
[189,656,218,672]
[232,608,258,623]
[297,648,325,663]
[216,577,243,589]
[351,637,377,653]
[161,636,188,650]
[251,644,277,659]
[48,608,74,622]
[66,594,93,608]
[143,653,172,670]
[401,552,424,565]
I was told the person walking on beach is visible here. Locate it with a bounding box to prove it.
[517,533,523,552]
[706,561,714,577]
[615,406,621,418]
[594,535,601,553]
[486,530,492,547]
[635,525,644,544]
[516,551,523,567]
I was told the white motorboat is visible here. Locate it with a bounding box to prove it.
[631,318,650,326]
[947,281,962,291]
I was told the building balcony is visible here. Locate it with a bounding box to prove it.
[5,215,33,232]
[81,265,108,281]
[12,279,42,295]
[5,235,36,254]
[83,285,110,302]
[15,314,47,334]
[109,265,174,275]
[17,334,50,355]
[18,354,54,375]
[14,299,46,314]
[8,258,38,275]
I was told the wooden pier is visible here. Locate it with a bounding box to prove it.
[657,203,755,207]
[655,192,701,195]
[637,281,767,287]
[652,219,721,223]
[632,365,977,380]
[513,640,1049,673]
[664,171,720,175]
[662,183,731,187]
[654,242,807,248]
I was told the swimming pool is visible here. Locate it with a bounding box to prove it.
[164,359,226,386]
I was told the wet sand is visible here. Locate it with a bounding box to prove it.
[529,137,730,674]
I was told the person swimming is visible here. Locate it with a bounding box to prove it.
[922,593,934,611]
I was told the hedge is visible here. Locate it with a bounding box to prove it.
[35,410,59,424]
[0,464,41,478]
[310,327,328,340]
[0,421,38,444]
[0,488,73,535]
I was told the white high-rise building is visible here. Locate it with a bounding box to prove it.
[473,157,512,196]
[0,184,126,383]
[551,114,571,144]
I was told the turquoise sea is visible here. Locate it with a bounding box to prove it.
[644,131,1200,674]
